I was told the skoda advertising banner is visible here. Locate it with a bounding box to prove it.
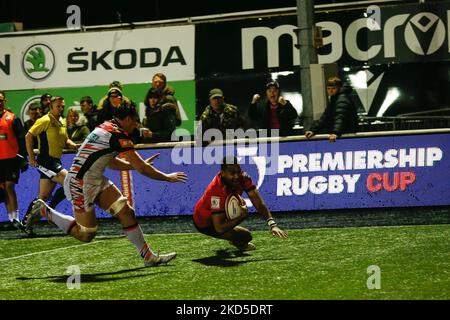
[0,25,196,133]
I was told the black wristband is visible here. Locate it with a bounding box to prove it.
[267,219,277,229]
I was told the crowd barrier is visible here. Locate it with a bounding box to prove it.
[1,128,449,222]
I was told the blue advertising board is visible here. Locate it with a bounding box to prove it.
[1,133,449,222]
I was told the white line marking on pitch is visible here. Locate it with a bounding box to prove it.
[0,233,198,263]
[0,235,124,263]
[0,242,97,262]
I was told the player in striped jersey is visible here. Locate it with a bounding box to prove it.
[27,104,187,267]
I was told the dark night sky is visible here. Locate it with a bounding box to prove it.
[0,0,379,31]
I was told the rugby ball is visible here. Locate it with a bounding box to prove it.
[225,194,247,220]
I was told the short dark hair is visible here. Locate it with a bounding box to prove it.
[221,155,239,171]
[114,103,138,120]
[51,96,64,103]
[0,90,5,97]
[152,73,167,84]
[28,102,40,111]
[40,93,52,103]
[49,96,64,110]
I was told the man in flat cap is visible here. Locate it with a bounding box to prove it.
[199,88,244,140]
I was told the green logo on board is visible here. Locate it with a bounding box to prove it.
[22,43,55,81]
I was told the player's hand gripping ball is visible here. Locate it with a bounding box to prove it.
[225,194,248,220]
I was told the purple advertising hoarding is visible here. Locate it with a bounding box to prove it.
[1,133,449,222]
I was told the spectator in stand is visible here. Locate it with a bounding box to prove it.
[305,76,359,143]
[24,102,41,149]
[151,73,182,126]
[66,107,90,143]
[96,87,141,143]
[97,81,131,110]
[24,102,41,132]
[80,96,98,132]
[248,81,298,137]
[141,88,177,143]
[199,88,245,139]
[97,87,126,124]
[39,93,52,116]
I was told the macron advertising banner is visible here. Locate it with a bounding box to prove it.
[2,132,449,222]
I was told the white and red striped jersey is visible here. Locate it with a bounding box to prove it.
[69,120,135,184]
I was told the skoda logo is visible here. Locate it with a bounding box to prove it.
[405,12,446,56]
[22,43,56,81]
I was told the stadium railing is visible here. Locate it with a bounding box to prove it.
[54,127,450,155]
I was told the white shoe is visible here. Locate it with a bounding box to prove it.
[144,252,177,267]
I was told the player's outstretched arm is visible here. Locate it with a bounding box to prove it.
[125,150,187,183]
[269,224,288,239]
[247,189,288,239]
[109,152,161,171]
[144,153,160,165]
[108,157,133,171]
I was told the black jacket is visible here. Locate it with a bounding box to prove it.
[248,100,298,136]
[84,105,99,132]
[96,100,115,125]
[152,85,182,126]
[310,84,359,136]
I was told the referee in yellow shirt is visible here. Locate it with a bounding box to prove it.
[22,96,78,234]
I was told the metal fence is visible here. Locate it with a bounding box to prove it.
[359,115,450,132]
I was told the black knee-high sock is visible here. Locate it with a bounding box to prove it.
[48,187,66,209]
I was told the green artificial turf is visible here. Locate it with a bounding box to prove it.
[0,225,449,300]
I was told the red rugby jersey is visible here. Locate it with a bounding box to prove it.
[194,171,256,228]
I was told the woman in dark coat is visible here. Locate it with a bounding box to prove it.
[141,88,177,143]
